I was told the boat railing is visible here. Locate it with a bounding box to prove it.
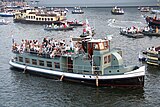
[147,50,158,54]
[12,48,81,59]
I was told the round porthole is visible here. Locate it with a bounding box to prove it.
[109,71,111,73]
[117,70,119,72]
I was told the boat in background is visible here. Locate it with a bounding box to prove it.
[80,19,95,37]
[145,16,160,29]
[144,46,160,66]
[151,9,160,14]
[142,31,160,36]
[140,7,150,12]
[0,19,10,25]
[44,23,74,31]
[0,11,14,17]
[111,6,124,15]
[9,33,145,87]
[67,20,84,26]
[120,27,144,38]
[72,6,84,14]
[13,8,67,24]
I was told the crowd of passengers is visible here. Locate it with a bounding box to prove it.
[12,37,82,58]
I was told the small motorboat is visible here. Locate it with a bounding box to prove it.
[140,7,150,12]
[0,19,9,25]
[111,6,124,15]
[120,27,144,38]
[151,9,160,14]
[72,6,84,14]
[145,16,160,28]
[0,12,14,17]
[67,21,83,26]
[44,24,74,31]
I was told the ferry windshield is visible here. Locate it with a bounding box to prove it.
[93,41,108,50]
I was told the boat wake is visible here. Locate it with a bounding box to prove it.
[107,19,145,29]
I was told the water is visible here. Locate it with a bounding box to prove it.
[27,0,157,7]
[0,8,160,107]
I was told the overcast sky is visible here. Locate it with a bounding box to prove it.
[27,0,158,7]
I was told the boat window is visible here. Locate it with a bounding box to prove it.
[94,43,99,50]
[104,41,108,49]
[15,57,18,61]
[42,18,44,21]
[48,18,50,21]
[45,18,47,21]
[36,18,38,20]
[104,56,108,64]
[39,18,41,20]
[54,62,60,69]
[31,16,33,19]
[39,60,44,66]
[26,16,28,18]
[33,16,35,19]
[47,61,52,67]
[108,55,111,63]
[25,58,30,63]
[93,42,105,50]
[99,42,105,50]
[32,59,37,65]
[28,16,30,19]
[51,18,53,21]
[19,57,23,62]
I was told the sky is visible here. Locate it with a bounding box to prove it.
[26,0,158,7]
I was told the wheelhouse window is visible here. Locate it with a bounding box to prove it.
[93,42,105,50]
[25,58,30,63]
[14,57,18,61]
[19,57,23,62]
[108,55,111,63]
[99,42,105,50]
[47,61,52,67]
[32,59,37,65]
[104,41,108,49]
[104,56,108,64]
[39,60,44,66]
[94,43,99,50]
[54,62,60,69]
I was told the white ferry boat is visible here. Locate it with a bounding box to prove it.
[9,35,145,87]
[13,8,67,24]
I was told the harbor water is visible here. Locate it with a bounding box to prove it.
[0,7,160,107]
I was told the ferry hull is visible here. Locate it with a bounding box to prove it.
[111,12,124,15]
[72,11,84,14]
[13,19,64,25]
[9,60,145,87]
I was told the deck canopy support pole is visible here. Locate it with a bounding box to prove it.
[96,75,99,87]
[23,66,27,73]
[60,74,64,81]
